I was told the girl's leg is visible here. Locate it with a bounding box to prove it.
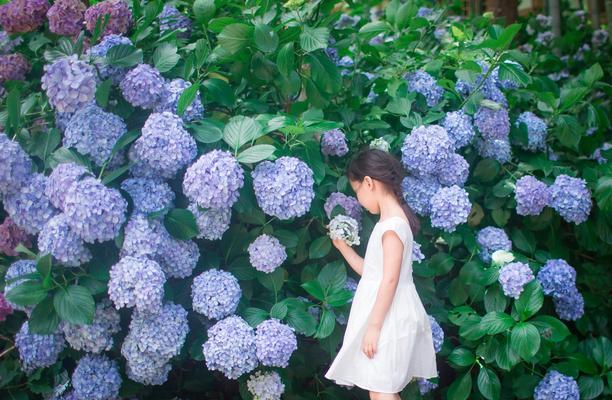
[369,391,401,400]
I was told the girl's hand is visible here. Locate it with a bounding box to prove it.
[361,325,381,359]
[332,238,349,250]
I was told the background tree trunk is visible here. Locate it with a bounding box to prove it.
[488,0,519,24]
[549,0,562,37]
[589,0,601,28]
[605,1,612,37]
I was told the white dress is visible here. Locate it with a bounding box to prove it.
[324,216,438,393]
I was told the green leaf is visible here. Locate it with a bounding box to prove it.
[304,52,342,95]
[581,63,603,86]
[242,307,269,328]
[101,163,132,185]
[28,296,60,335]
[428,252,455,275]
[578,376,604,400]
[286,308,317,336]
[36,253,52,288]
[277,42,295,77]
[554,114,582,150]
[496,23,522,49]
[95,79,112,108]
[309,236,331,259]
[510,322,540,360]
[448,347,476,368]
[105,44,143,67]
[193,0,216,21]
[498,63,530,87]
[164,208,199,240]
[473,159,501,182]
[256,267,286,292]
[559,87,589,112]
[254,24,278,53]
[223,116,263,150]
[270,302,288,319]
[300,26,329,52]
[202,78,235,107]
[6,280,47,306]
[358,21,391,41]
[53,285,95,325]
[530,315,570,342]
[189,119,224,143]
[6,88,20,134]
[477,367,501,400]
[480,311,515,335]
[594,176,612,213]
[326,290,353,307]
[236,144,276,163]
[318,261,347,292]
[510,229,536,255]
[301,280,325,301]
[514,280,543,321]
[218,23,253,54]
[447,370,472,400]
[153,43,180,73]
[314,308,335,339]
[177,81,200,117]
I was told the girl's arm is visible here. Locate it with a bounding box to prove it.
[332,239,365,276]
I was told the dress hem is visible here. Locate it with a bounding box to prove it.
[325,373,439,394]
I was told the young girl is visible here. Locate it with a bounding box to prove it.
[324,149,438,399]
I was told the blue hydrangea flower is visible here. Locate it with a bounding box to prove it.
[154,78,204,122]
[41,55,97,113]
[60,298,120,353]
[0,131,33,195]
[247,370,285,400]
[119,214,167,261]
[38,213,92,267]
[187,203,232,240]
[248,234,287,273]
[0,30,22,54]
[536,259,577,298]
[129,112,197,179]
[428,315,444,353]
[120,177,175,215]
[87,34,133,84]
[592,28,609,47]
[498,262,534,299]
[417,378,439,395]
[591,142,611,164]
[404,70,443,106]
[476,137,512,163]
[63,177,127,243]
[324,192,362,223]
[64,103,127,167]
[436,153,469,187]
[183,149,244,209]
[553,287,584,321]
[474,106,510,140]
[320,128,349,157]
[534,370,580,400]
[3,173,59,235]
[45,162,91,210]
[455,60,507,106]
[429,185,471,232]
[549,175,592,224]
[203,315,258,379]
[334,14,361,29]
[252,156,315,220]
[158,235,199,279]
[476,226,512,263]
[416,7,433,17]
[192,269,241,319]
[515,175,550,216]
[255,318,298,368]
[15,321,65,374]
[442,111,475,149]
[412,242,425,263]
[401,176,441,216]
[158,5,191,37]
[401,125,454,177]
[54,109,76,133]
[516,112,547,151]
[3,259,37,313]
[72,354,121,400]
[119,63,165,109]
[108,256,166,314]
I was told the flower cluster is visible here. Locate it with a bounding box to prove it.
[246,370,285,400]
[248,234,287,273]
[534,370,579,400]
[3,173,58,235]
[252,156,315,220]
[328,215,360,246]
[155,78,204,122]
[119,64,165,109]
[401,125,453,177]
[15,321,66,374]
[442,110,475,149]
[84,0,132,37]
[120,177,175,215]
[515,111,548,151]
[320,128,349,156]
[44,162,91,210]
[37,213,92,267]
[549,174,592,224]
[475,137,512,163]
[0,30,23,53]
[437,153,469,187]
[498,262,534,299]
[369,137,390,152]
[401,176,441,216]
[428,315,444,353]
[72,354,122,400]
[429,185,471,232]
[187,203,232,240]
[191,269,242,320]
[158,5,191,37]
[404,70,443,106]
[87,34,133,84]
[255,319,298,368]
[474,106,510,141]
[0,53,30,82]
[41,55,97,113]
[514,175,551,216]
[47,0,86,37]
[536,259,583,321]
[323,192,362,223]
[108,256,165,315]
[412,242,425,263]
[417,378,439,395]
[0,217,31,256]
[0,0,49,34]
[0,131,33,195]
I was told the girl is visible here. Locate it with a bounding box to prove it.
[324,149,438,400]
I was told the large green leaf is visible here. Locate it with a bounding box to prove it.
[28,296,60,335]
[358,21,391,41]
[153,42,180,72]
[223,116,263,150]
[277,42,295,77]
[530,315,570,342]
[317,261,347,292]
[514,280,543,321]
[189,119,224,143]
[498,63,530,87]
[447,371,472,400]
[477,367,501,400]
[480,311,515,335]
[105,44,143,67]
[510,322,540,360]
[314,308,335,339]
[218,23,253,54]
[299,26,329,52]
[595,176,612,213]
[309,236,331,259]
[177,81,200,117]
[53,285,95,325]
[242,307,269,328]
[448,347,476,368]
[164,208,199,240]
[236,144,276,164]
[6,280,47,306]
[286,308,317,336]
[254,24,278,53]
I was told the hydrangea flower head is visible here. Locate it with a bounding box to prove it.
[247,370,285,400]
[187,203,231,240]
[72,354,121,400]
[38,213,92,267]
[320,128,349,156]
[41,55,97,113]
[443,110,475,149]
[47,0,86,36]
[45,162,91,210]
[401,125,453,177]
[324,192,362,222]
[61,298,120,353]
[158,5,191,37]
[15,321,65,374]
[476,137,512,163]
[154,78,204,122]
[549,174,592,224]
[401,175,441,217]
[191,269,241,319]
[515,175,550,216]
[328,215,360,246]
[404,70,443,106]
[0,53,30,82]
[0,0,49,33]
[0,131,33,195]
[474,106,510,140]
[476,226,512,263]
[120,177,175,215]
[108,256,165,314]
[0,217,32,257]
[428,315,444,353]
[255,318,298,367]
[534,370,579,400]
[436,153,469,187]
[429,185,471,232]
[536,259,577,298]
[119,63,165,109]
[248,234,287,273]
[553,287,584,321]
[87,34,133,84]
[516,112,547,151]
[84,0,132,37]
[498,261,534,299]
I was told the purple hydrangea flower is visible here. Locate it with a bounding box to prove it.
[255,318,298,367]
[158,235,199,278]
[63,177,127,243]
[404,70,444,106]
[0,293,13,321]
[412,241,425,262]
[0,131,33,195]
[119,64,165,109]
[0,0,49,34]
[60,298,120,353]
[429,185,471,232]
[476,226,512,263]
[120,177,175,215]
[591,142,611,164]
[428,315,444,353]
[183,149,244,209]
[0,217,32,256]
[129,112,197,179]
[119,214,166,260]
[534,370,580,400]
[553,287,584,321]
[498,261,534,299]
[324,192,362,222]
[41,55,97,113]
[108,256,165,314]
[63,103,127,167]
[401,125,454,177]
[320,128,349,156]
[442,111,475,149]
[247,370,285,400]
[15,321,65,374]
[38,213,92,267]
[515,175,550,216]
[46,0,86,37]
[191,269,241,320]
[334,14,361,29]
[0,53,30,82]
[474,106,510,140]
[3,259,36,313]
[203,315,258,379]
[158,5,191,37]
[3,173,59,235]
[416,7,433,17]
[252,156,315,220]
[549,175,592,224]
[536,259,577,298]
[84,0,132,37]
[54,110,75,133]
[401,175,441,216]
[0,30,23,54]
[417,378,439,395]
[536,31,554,45]
[87,34,132,84]
[436,153,469,187]
[44,162,91,210]
[248,234,287,273]
[476,137,512,163]
[516,112,547,151]
[72,354,121,400]
[154,78,204,122]
[187,203,232,240]
[592,29,609,47]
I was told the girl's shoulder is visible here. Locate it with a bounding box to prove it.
[376,216,413,246]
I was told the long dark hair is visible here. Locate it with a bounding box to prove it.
[347,148,421,236]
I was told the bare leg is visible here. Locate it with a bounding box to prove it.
[369,391,400,400]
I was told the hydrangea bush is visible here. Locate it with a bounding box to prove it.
[0,1,609,399]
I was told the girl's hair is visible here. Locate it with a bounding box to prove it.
[347,148,421,235]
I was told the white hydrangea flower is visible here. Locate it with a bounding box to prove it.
[491,250,515,267]
[328,215,360,246]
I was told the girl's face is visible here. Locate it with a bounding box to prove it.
[349,177,380,214]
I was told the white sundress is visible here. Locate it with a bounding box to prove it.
[324,215,438,393]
